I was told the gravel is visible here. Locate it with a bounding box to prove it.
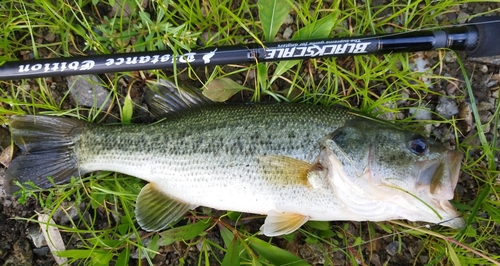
[1,2,500,265]
[436,96,459,119]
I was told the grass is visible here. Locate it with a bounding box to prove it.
[1,0,499,265]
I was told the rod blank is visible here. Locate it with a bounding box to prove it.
[0,16,499,81]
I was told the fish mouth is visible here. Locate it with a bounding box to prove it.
[436,199,465,228]
[416,150,464,228]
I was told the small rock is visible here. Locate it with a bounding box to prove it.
[409,106,432,120]
[0,144,13,167]
[53,202,79,225]
[2,199,12,208]
[436,97,459,119]
[370,253,382,266]
[33,246,50,257]
[419,254,429,264]
[378,112,394,120]
[273,35,286,42]
[444,52,457,63]
[396,112,406,120]
[479,110,492,124]
[386,241,405,256]
[397,90,409,105]
[423,124,433,135]
[445,82,458,95]
[27,224,46,248]
[130,236,151,259]
[457,11,469,23]
[407,239,423,257]
[486,80,497,88]
[19,84,31,92]
[411,52,431,87]
[283,14,294,24]
[283,27,293,40]
[376,102,398,121]
[491,89,499,99]
[477,101,494,111]
[67,75,111,109]
[246,68,256,80]
[44,32,56,43]
[479,64,488,73]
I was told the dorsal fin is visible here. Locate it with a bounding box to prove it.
[145,79,213,118]
[135,183,197,231]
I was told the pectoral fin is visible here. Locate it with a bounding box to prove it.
[260,210,309,236]
[259,155,324,187]
[135,183,197,231]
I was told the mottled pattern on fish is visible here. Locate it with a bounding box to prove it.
[77,104,356,217]
[6,89,464,236]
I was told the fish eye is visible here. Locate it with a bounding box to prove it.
[409,137,428,155]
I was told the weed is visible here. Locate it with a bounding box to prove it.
[0,0,499,265]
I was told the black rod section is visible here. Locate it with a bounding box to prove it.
[0,17,498,81]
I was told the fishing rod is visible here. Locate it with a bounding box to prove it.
[0,16,499,81]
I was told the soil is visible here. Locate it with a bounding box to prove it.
[1,1,500,266]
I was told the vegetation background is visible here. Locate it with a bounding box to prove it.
[0,0,499,265]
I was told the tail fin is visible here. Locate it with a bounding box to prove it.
[5,115,86,195]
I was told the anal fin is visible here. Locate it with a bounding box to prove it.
[260,210,309,236]
[135,183,196,231]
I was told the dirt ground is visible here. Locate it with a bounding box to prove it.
[1,2,500,266]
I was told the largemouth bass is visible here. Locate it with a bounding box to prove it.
[5,82,464,236]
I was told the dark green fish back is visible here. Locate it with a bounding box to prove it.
[77,104,356,169]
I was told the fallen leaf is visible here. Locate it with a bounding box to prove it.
[38,214,68,265]
[0,144,13,167]
[202,78,250,102]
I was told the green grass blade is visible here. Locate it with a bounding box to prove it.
[157,218,212,246]
[248,236,309,266]
[121,93,133,124]
[271,12,339,84]
[220,226,242,266]
[258,0,291,42]
[292,12,339,40]
[447,241,461,265]
[3,1,500,265]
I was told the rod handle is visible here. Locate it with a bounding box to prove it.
[466,16,500,57]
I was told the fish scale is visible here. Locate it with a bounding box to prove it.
[77,104,353,212]
[5,86,464,236]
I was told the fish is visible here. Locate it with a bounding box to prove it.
[4,80,465,236]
